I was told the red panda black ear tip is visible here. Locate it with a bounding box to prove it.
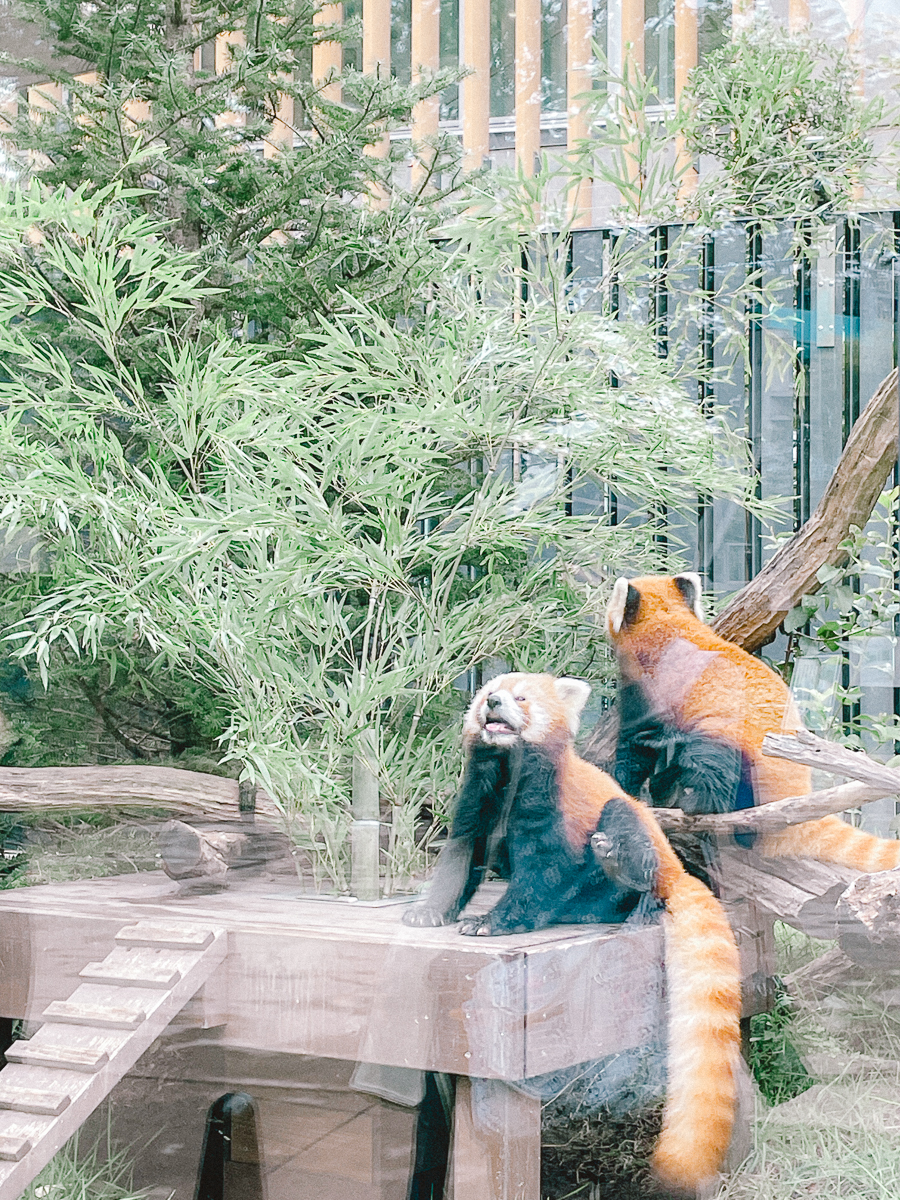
[673,572,705,623]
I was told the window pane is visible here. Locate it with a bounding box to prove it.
[491,0,515,117]
[645,0,675,103]
[392,0,412,83]
[698,0,730,63]
[441,0,460,120]
[542,0,566,112]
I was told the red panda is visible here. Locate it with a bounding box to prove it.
[403,672,741,1198]
[606,573,900,872]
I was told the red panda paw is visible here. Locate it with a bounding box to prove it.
[458,914,494,936]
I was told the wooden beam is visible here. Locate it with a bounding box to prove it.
[0,765,280,823]
[313,3,344,102]
[650,779,898,837]
[566,0,594,226]
[411,0,441,187]
[711,368,899,652]
[462,0,491,170]
[515,0,542,176]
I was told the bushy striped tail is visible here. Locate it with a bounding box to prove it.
[652,872,742,1197]
[618,798,743,1195]
[762,815,900,873]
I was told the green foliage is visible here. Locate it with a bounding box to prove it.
[747,981,815,1106]
[0,180,761,884]
[778,489,900,752]
[21,1132,149,1200]
[683,24,882,221]
[3,0,463,333]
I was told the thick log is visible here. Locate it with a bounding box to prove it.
[0,765,281,823]
[158,820,247,882]
[837,868,900,969]
[712,367,899,652]
[650,777,899,836]
[762,728,900,793]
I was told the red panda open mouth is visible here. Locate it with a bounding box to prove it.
[484,720,516,734]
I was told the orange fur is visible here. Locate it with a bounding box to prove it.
[608,576,900,873]
[472,673,741,1195]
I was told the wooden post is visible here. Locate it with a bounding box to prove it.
[451,1077,541,1200]
[351,727,381,900]
[674,0,697,198]
[566,0,594,226]
[411,0,441,187]
[265,83,295,157]
[462,0,491,170]
[364,0,392,159]
[313,3,344,102]
[788,0,809,31]
[621,0,644,74]
[515,0,542,176]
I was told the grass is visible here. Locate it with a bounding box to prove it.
[21,1133,160,1200]
[0,817,160,889]
[716,922,900,1200]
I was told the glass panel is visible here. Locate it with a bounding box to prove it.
[343,0,363,72]
[392,0,412,84]
[645,0,674,103]
[440,0,460,120]
[542,0,566,112]
[491,0,516,117]
[697,0,730,64]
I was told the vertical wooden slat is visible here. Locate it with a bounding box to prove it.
[567,0,594,225]
[364,0,392,158]
[411,0,441,186]
[788,0,809,31]
[674,0,697,196]
[313,3,344,102]
[462,0,491,170]
[732,0,753,34]
[265,84,295,157]
[621,0,644,73]
[515,0,542,176]
[215,31,246,131]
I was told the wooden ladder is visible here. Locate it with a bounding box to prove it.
[0,920,226,1200]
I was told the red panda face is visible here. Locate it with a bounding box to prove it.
[463,673,592,748]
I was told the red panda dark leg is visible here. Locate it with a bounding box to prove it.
[403,747,508,928]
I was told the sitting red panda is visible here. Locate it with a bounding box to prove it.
[403,672,741,1198]
[606,573,900,870]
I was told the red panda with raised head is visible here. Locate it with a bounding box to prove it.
[606,573,900,870]
[403,671,741,1197]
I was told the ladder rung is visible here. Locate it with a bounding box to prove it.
[0,1133,32,1162]
[43,1000,145,1030]
[79,961,181,989]
[5,1040,109,1073]
[0,1088,71,1116]
[115,924,214,950]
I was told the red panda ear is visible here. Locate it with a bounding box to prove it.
[674,573,705,622]
[606,578,640,635]
[554,677,591,733]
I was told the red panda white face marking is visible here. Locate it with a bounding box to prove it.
[463,672,592,746]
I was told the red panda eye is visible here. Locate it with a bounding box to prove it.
[514,695,526,703]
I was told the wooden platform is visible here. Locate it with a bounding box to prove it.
[0,873,665,1081]
[0,873,670,1200]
